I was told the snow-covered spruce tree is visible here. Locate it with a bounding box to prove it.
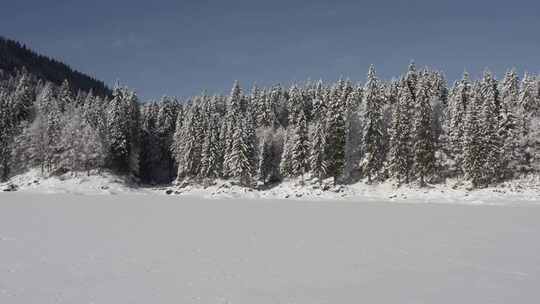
[498,69,521,177]
[0,92,15,180]
[287,85,304,126]
[323,81,350,183]
[405,61,418,101]
[221,81,244,177]
[199,98,223,180]
[360,65,385,183]
[462,82,484,188]
[479,71,502,184]
[309,116,328,184]
[515,73,539,172]
[106,85,141,175]
[280,85,305,177]
[289,109,310,180]
[156,97,181,182]
[310,80,326,122]
[174,101,203,180]
[255,88,278,129]
[228,116,258,187]
[37,83,63,173]
[57,79,73,113]
[343,86,363,181]
[387,79,413,185]
[11,70,35,122]
[448,72,472,176]
[412,75,436,186]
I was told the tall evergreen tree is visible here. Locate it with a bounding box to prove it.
[412,76,436,186]
[463,83,484,187]
[309,117,328,184]
[290,109,310,179]
[479,71,502,184]
[387,80,413,185]
[360,65,385,182]
[448,72,472,176]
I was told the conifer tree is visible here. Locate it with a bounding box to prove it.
[499,69,521,176]
[174,102,203,180]
[387,80,413,185]
[448,72,472,176]
[343,86,363,181]
[412,76,436,186]
[463,83,484,187]
[222,81,244,177]
[310,117,328,184]
[479,71,502,184]
[228,117,257,187]
[290,109,310,179]
[324,83,348,182]
[360,65,385,182]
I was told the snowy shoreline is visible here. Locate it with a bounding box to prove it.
[2,169,540,206]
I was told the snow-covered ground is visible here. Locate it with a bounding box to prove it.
[1,191,540,303]
[3,169,540,205]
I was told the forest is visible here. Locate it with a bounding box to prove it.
[1,61,539,189]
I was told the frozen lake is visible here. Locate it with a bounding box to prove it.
[1,193,539,303]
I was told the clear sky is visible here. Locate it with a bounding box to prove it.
[2,0,539,100]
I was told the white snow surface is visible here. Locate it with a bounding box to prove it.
[3,169,540,205]
[1,171,540,303]
[1,193,540,303]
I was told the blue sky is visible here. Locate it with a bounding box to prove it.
[2,0,539,100]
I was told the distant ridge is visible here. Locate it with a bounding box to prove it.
[0,36,111,97]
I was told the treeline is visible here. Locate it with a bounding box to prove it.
[1,63,540,189]
[0,37,111,97]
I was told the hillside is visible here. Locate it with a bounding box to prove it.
[0,36,110,96]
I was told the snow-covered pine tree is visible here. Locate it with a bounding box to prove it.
[479,71,502,184]
[106,85,141,175]
[518,73,540,172]
[228,116,257,187]
[387,79,413,185]
[343,86,363,181]
[221,81,244,177]
[310,80,326,121]
[199,97,223,180]
[309,116,328,184]
[324,82,348,182]
[462,82,484,188]
[498,69,521,176]
[11,70,35,122]
[57,79,73,113]
[360,65,385,183]
[0,92,15,180]
[280,85,305,177]
[448,72,472,176]
[412,75,436,186]
[405,61,418,101]
[174,100,204,180]
[290,108,310,180]
[156,97,181,181]
[38,83,63,172]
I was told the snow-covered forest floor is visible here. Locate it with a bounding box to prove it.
[1,192,540,303]
[2,169,540,205]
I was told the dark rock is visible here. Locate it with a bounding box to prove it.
[2,184,18,192]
